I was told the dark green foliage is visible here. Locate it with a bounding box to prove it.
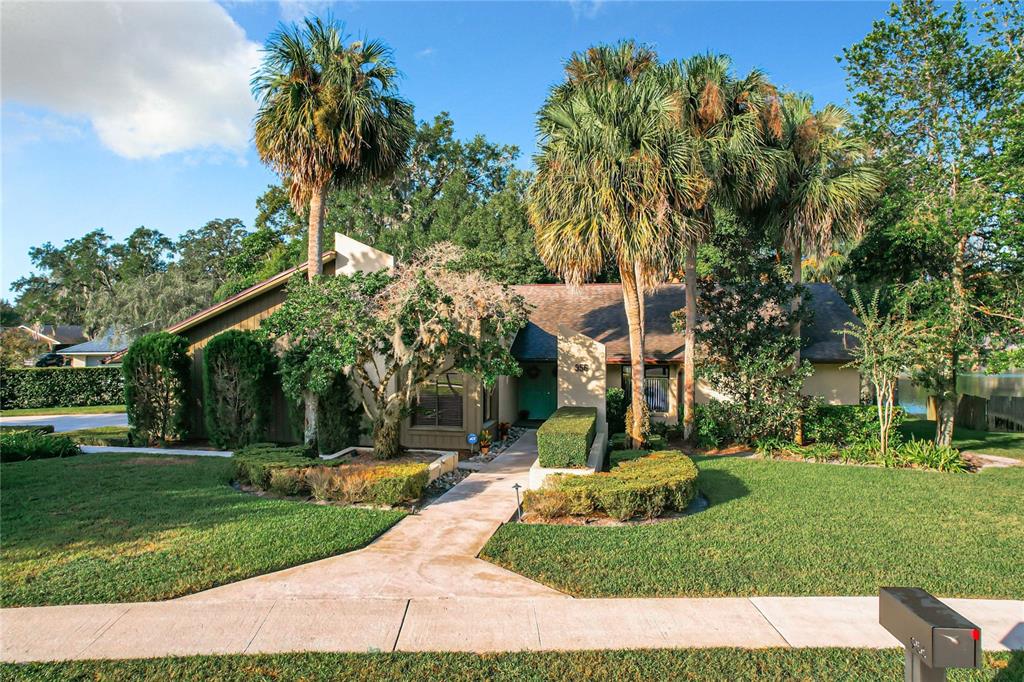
[314,372,364,454]
[528,451,699,521]
[805,404,905,446]
[202,330,276,449]
[536,407,597,468]
[122,332,191,445]
[0,424,54,434]
[896,439,968,473]
[484,456,1024,598]
[232,443,318,489]
[605,388,626,434]
[0,366,124,410]
[0,430,80,462]
[1,454,403,606]
[693,401,737,449]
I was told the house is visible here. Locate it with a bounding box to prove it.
[143,233,861,449]
[57,328,129,367]
[13,325,87,352]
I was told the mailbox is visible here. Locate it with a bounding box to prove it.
[879,587,981,681]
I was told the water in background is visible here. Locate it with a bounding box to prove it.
[897,373,1024,417]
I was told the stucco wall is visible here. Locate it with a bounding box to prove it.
[334,233,394,275]
[557,325,607,434]
[802,363,861,405]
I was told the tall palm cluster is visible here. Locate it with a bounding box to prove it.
[529,42,880,444]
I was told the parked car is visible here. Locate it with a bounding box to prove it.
[33,352,67,367]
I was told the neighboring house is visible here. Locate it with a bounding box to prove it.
[14,325,87,352]
[129,232,861,449]
[57,328,129,367]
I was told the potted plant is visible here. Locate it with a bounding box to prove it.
[498,422,511,441]
[479,430,493,455]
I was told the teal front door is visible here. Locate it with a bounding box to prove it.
[518,362,557,420]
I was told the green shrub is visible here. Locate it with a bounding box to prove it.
[123,332,191,445]
[537,407,597,468]
[315,372,364,454]
[233,443,317,488]
[0,424,55,434]
[528,450,699,521]
[0,366,124,410]
[606,388,626,434]
[694,401,737,449]
[202,330,276,449]
[805,404,905,446]
[361,463,430,506]
[897,439,968,473]
[269,467,310,497]
[610,433,628,451]
[0,430,81,462]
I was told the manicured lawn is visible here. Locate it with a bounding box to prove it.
[482,455,1024,598]
[1,649,1018,681]
[899,418,1024,460]
[0,404,126,417]
[0,454,404,607]
[63,425,132,446]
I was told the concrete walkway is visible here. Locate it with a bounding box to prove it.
[180,430,559,601]
[2,428,1022,663]
[2,596,1021,662]
[81,445,232,457]
[0,412,127,432]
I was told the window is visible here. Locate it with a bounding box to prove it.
[413,373,464,428]
[621,365,670,413]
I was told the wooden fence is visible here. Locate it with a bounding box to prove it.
[948,394,1024,432]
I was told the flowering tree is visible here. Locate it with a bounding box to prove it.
[263,243,527,457]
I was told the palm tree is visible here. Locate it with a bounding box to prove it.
[252,17,414,449]
[659,54,785,440]
[528,42,699,447]
[763,95,881,440]
[253,18,414,281]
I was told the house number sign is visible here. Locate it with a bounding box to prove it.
[574,363,589,372]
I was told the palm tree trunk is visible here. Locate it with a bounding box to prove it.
[683,242,697,441]
[307,184,328,281]
[620,260,647,449]
[792,242,804,445]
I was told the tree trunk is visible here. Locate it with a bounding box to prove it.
[936,233,969,447]
[936,396,957,446]
[620,260,648,448]
[373,405,402,459]
[683,243,697,441]
[302,390,318,452]
[307,184,327,281]
[791,242,804,445]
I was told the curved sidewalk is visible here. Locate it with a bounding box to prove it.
[2,430,1021,663]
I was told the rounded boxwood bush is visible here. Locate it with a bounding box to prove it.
[123,332,191,445]
[202,330,276,449]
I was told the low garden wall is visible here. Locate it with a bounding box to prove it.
[0,366,124,410]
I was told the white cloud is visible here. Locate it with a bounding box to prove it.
[1,1,261,159]
[417,47,436,58]
[568,0,605,20]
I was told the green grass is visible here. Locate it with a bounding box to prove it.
[0,404,126,416]
[899,418,1024,459]
[482,455,1024,598]
[1,649,1018,681]
[63,425,132,446]
[0,454,404,607]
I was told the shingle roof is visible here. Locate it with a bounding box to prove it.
[18,325,87,345]
[511,282,858,363]
[57,328,129,356]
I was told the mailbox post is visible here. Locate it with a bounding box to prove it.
[879,587,982,682]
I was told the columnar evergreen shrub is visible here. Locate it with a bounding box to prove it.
[122,332,191,445]
[0,366,124,410]
[202,330,276,449]
[606,388,626,434]
[315,372,364,454]
[536,407,597,468]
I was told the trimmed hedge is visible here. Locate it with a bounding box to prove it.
[0,366,124,410]
[525,450,699,521]
[123,332,191,445]
[202,330,276,449]
[537,406,597,468]
[0,430,81,463]
[232,444,429,506]
[805,404,905,446]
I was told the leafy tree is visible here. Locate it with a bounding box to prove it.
[122,332,190,445]
[176,218,249,289]
[0,328,47,367]
[659,54,784,440]
[202,330,276,449]
[840,290,923,458]
[843,0,1023,444]
[252,17,414,283]
[528,42,694,447]
[0,300,22,327]
[263,243,527,457]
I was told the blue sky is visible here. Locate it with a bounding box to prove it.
[1,1,891,300]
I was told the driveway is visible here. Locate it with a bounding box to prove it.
[0,412,128,432]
